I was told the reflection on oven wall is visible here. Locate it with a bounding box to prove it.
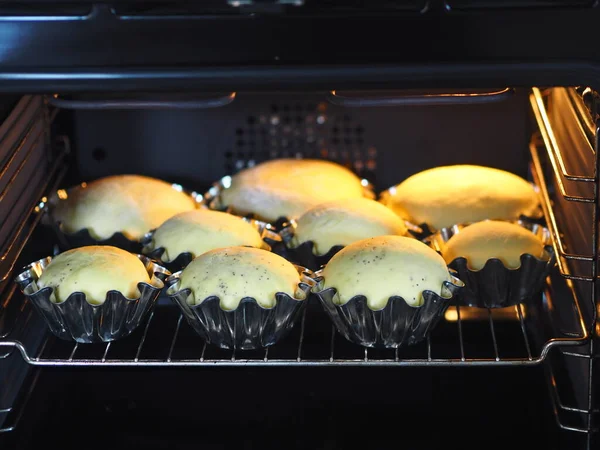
[72,90,531,191]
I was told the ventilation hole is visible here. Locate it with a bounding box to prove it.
[92,147,107,161]
[271,104,279,113]
[331,137,340,145]
[332,127,340,134]
[283,116,291,125]
[236,140,245,147]
[355,126,364,135]
[225,151,233,158]
[295,116,303,124]
[282,104,290,112]
[247,116,256,125]
[235,128,244,136]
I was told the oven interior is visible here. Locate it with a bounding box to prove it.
[0,87,597,449]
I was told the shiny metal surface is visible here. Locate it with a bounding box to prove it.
[327,88,514,107]
[47,92,237,110]
[141,217,278,273]
[312,273,464,349]
[424,221,556,309]
[165,264,315,350]
[13,255,169,343]
[43,181,204,253]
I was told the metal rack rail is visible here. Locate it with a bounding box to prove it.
[0,275,588,367]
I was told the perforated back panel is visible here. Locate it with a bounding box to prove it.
[71,90,530,191]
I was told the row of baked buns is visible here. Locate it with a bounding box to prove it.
[15,158,555,349]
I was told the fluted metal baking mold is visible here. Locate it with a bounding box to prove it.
[165,264,316,350]
[203,174,376,232]
[140,217,280,272]
[14,254,169,344]
[312,272,464,349]
[378,183,545,239]
[424,220,555,309]
[43,181,204,253]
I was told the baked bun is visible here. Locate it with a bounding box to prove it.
[381,165,539,230]
[293,197,408,255]
[219,159,366,222]
[179,247,301,310]
[54,175,197,240]
[322,235,451,309]
[37,246,150,305]
[147,209,263,262]
[442,220,546,270]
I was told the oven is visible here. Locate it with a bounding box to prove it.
[0,2,598,449]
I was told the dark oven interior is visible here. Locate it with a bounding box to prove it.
[0,86,597,450]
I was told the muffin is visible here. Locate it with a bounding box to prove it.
[314,235,463,348]
[143,209,265,264]
[178,246,301,310]
[16,246,166,343]
[429,220,555,308]
[322,235,452,309]
[38,246,151,305]
[53,174,198,241]
[380,165,540,230]
[442,220,547,270]
[167,246,314,349]
[292,197,408,256]
[217,158,367,222]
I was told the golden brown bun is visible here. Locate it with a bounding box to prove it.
[294,197,408,255]
[179,247,301,310]
[37,246,150,305]
[219,159,365,222]
[322,235,451,309]
[381,165,539,230]
[54,175,197,240]
[443,220,546,270]
[148,209,263,262]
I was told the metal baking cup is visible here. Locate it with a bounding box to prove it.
[312,272,464,349]
[203,174,376,231]
[43,181,204,253]
[141,217,281,272]
[14,255,169,343]
[276,219,344,271]
[424,221,555,309]
[165,264,316,350]
[378,182,545,239]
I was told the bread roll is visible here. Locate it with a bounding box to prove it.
[54,175,197,240]
[322,235,451,309]
[442,220,546,270]
[37,246,150,305]
[148,209,263,262]
[219,159,365,222]
[293,197,408,255]
[381,165,539,230]
[179,247,301,310]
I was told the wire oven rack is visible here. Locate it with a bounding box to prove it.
[0,89,593,369]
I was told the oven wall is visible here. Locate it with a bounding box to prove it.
[69,89,531,191]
